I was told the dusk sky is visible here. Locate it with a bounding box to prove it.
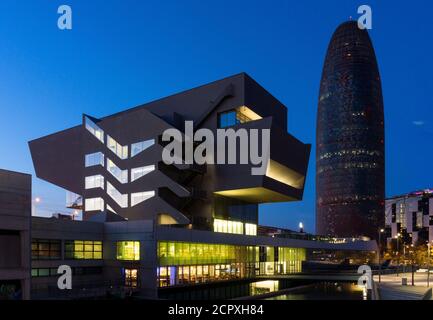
[0,0,432,233]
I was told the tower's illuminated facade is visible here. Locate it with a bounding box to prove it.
[316,21,385,239]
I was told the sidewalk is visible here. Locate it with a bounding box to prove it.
[374,273,432,300]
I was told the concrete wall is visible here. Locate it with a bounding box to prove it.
[0,169,31,300]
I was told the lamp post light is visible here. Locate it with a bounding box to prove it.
[299,222,304,234]
[378,228,384,283]
[32,197,42,216]
[410,244,415,286]
[396,233,401,276]
[427,242,431,288]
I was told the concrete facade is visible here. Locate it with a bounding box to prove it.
[0,169,31,300]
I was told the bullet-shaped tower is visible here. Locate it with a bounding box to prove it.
[316,21,385,239]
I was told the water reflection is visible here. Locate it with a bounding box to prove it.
[267,282,367,300]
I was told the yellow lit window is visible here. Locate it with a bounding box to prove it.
[213,219,243,235]
[64,240,103,260]
[117,241,140,261]
[245,223,257,236]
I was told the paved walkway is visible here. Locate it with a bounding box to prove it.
[374,273,432,300]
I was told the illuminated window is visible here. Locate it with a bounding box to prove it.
[213,219,243,235]
[117,241,140,260]
[32,239,61,260]
[85,175,104,190]
[85,117,104,143]
[65,240,103,259]
[85,197,104,211]
[218,106,261,128]
[85,152,104,167]
[245,223,257,236]
[124,268,138,288]
[131,191,155,207]
[107,135,128,160]
[106,181,128,208]
[131,165,155,182]
[106,158,128,183]
[157,241,306,287]
[131,139,155,157]
[106,204,117,214]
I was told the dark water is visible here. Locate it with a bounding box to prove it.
[267,282,367,300]
[159,280,367,300]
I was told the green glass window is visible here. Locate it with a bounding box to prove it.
[116,241,140,261]
[65,240,103,260]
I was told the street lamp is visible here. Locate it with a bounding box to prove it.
[427,241,431,287]
[299,222,304,233]
[32,197,42,216]
[396,233,401,276]
[378,228,385,283]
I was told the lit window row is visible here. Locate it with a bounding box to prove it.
[85,117,104,143]
[131,139,155,157]
[85,189,154,211]
[213,219,257,236]
[106,158,128,183]
[319,149,381,160]
[245,223,257,236]
[85,154,154,185]
[85,152,104,167]
[213,219,243,234]
[32,239,142,261]
[32,239,102,260]
[107,135,128,160]
[107,138,154,160]
[131,165,155,182]
[84,115,156,160]
[107,181,128,208]
[85,197,104,211]
[65,240,102,259]
[85,175,104,190]
[318,162,379,173]
[131,191,155,207]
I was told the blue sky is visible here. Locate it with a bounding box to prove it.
[0,0,432,232]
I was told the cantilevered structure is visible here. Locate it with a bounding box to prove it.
[26,73,376,299]
[30,73,311,230]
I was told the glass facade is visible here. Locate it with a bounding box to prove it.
[117,241,140,260]
[106,158,128,184]
[157,241,305,287]
[131,165,155,182]
[131,191,155,207]
[85,197,104,211]
[85,175,104,190]
[65,240,103,259]
[316,21,385,239]
[213,219,244,235]
[218,107,261,128]
[107,135,128,160]
[131,139,155,157]
[106,181,128,208]
[245,223,257,236]
[85,117,104,143]
[85,152,104,167]
[213,195,258,225]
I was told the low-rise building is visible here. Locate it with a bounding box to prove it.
[0,169,31,300]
